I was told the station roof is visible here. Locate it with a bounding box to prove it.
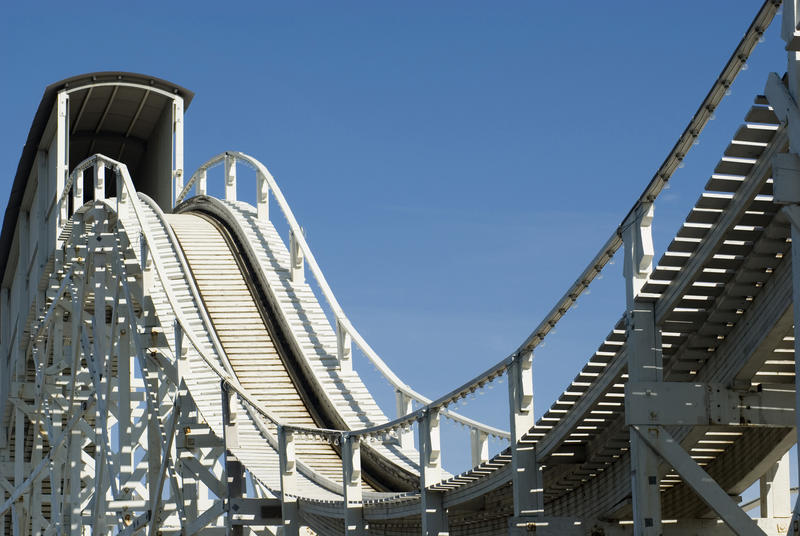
[1,72,194,283]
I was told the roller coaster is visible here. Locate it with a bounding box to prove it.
[4,1,800,534]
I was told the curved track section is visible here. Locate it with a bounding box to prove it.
[120,194,347,501]
[166,210,421,491]
[174,196,427,486]
[2,5,795,531]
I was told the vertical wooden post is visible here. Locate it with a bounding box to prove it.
[116,168,129,220]
[90,230,110,532]
[36,151,48,287]
[507,351,543,534]
[342,433,365,535]
[395,391,414,450]
[140,233,153,296]
[225,154,237,202]
[94,162,106,202]
[470,429,489,467]
[760,452,791,519]
[173,98,185,208]
[221,382,244,536]
[197,169,207,197]
[0,287,9,450]
[278,426,300,536]
[289,230,305,284]
[118,308,133,492]
[73,169,84,212]
[68,410,82,536]
[257,169,269,221]
[55,91,68,270]
[66,277,84,536]
[419,408,447,535]
[336,320,352,372]
[623,202,662,535]
[145,352,161,517]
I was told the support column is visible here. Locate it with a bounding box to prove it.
[418,408,447,535]
[278,426,300,536]
[0,287,9,449]
[73,169,84,212]
[94,162,106,202]
[759,452,791,520]
[622,202,662,535]
[118,312,133,491]
[289,230,304,284]
[90,241,110,533]
[225,154,237,202]
[257,169,269,221]
[173,97,184,207]
[507,351,543,534]
[336,320,352,372]
[768,3,800,520]
[221,383,244,536]
[197,169,208,197]
[470,429,489,467]
[342,434,365,535]
[36,150,48,286]
[395,391,414,450]
[55,91,68,265]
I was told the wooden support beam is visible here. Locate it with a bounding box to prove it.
[633,426,764,536]
[224,153,236,202]
[419,408,448,535]
[278,425,299,536]
[507,350,543,528]
[342,434,365,535]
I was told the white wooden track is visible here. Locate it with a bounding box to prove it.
[8,1,800,535]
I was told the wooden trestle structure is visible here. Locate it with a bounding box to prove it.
[6,1,800,534]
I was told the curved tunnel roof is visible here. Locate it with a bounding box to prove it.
[1,72,194,282]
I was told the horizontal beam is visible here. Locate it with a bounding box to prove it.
[626,382,795,427]
[229,497,282,525]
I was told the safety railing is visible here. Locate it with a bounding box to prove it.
[46,0,779,523]
[56,0,775,489]
[177,151,511,447]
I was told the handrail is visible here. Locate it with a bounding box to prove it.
[179,150,510,439]
[58,0,778,461]
[65,154,355,496]
[64,154,284,432]
[513,0,780,359]
[185,0,780,442]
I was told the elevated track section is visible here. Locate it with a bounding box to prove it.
[4,1,800,534]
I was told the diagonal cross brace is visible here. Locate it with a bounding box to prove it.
[632,425,765,536]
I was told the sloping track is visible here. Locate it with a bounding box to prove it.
[3,2,800,533]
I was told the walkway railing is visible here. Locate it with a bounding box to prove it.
[177,151,511,446]
[49,0,776,502]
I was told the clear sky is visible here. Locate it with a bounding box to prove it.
[0,2,789,477]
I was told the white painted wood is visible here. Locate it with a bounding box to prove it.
[508,352,543,519]
[94,162,106,202]
[760,452,791,519]
[173,97,184,207]
[342,435,365,535]
[633,426,764,536]
[470,429,489,467]
[224,153,236,202]
[623,201,662,536]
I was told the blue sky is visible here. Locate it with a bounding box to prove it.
[0,2,789,475]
